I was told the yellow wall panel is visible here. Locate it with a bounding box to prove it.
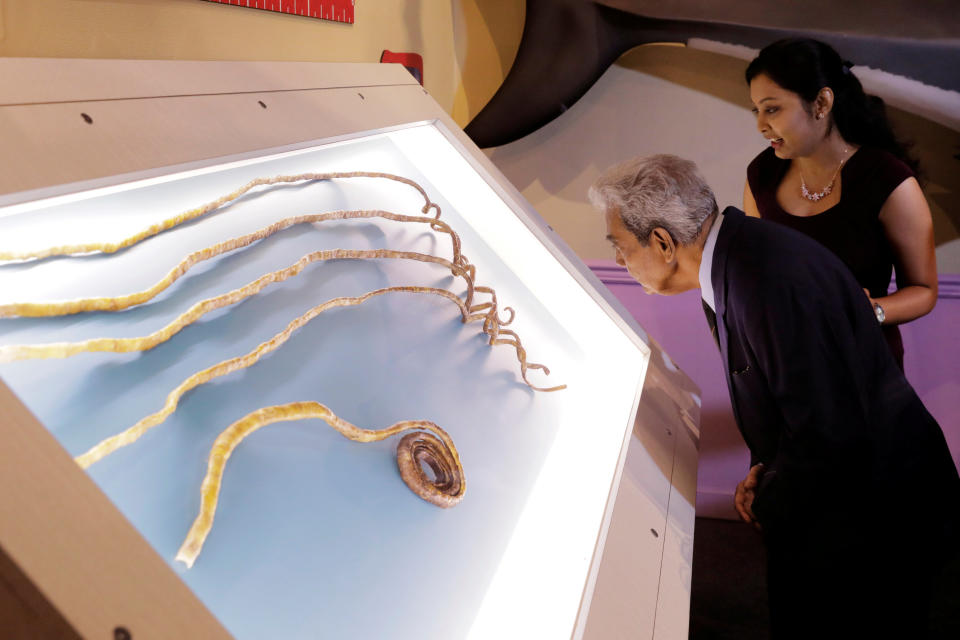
[0,0,523,126]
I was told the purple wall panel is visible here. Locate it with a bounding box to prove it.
[589,260,960,520]
[900,277,960,466]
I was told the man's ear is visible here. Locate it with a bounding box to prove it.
[650,227,676,262]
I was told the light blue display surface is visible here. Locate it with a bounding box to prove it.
[0,132,641,638]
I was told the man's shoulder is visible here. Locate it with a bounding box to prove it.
[721,206,815,259]
[729,207,833,259]
[721,208,852,291]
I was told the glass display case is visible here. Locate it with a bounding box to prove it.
[0,58,699,639]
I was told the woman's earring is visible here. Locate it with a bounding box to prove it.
[816,112,824,120]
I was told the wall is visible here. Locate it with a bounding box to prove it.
[0,0,524,127]
[487,44,960,268]
[486,43,960,519]
[597,0,960,39]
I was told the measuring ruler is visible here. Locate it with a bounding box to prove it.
[202,1,355,24]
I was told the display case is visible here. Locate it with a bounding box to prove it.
[0,58,700,639]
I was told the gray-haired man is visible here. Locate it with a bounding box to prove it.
[589,153,959,639]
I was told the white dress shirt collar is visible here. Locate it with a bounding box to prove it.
[698,211,724,312]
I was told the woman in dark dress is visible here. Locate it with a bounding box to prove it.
[742,38,937,369]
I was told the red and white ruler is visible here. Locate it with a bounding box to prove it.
[202,1,355,24]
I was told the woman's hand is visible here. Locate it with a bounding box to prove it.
[735,463,765,528]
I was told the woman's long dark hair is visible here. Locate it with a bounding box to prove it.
[745,38,918,174]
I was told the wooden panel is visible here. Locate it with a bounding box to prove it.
[0,58,414,106]
[0,63,434,201]
[580,349,701,640]
[0,382,230,638]
[0,545,81,640]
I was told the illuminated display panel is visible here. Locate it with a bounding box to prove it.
[0,124,648,638]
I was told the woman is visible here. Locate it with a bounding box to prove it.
[743,38,937,369]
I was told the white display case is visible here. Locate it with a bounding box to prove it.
[0,58,699,639]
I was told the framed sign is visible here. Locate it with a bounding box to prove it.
[203,0,355,24]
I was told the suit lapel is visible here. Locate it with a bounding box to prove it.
[702,298,720,350]
[710,207,746,372]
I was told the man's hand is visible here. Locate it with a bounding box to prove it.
[735,463,765,528]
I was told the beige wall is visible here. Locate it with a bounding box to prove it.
[487,44,960,272]
[0,0,523,127]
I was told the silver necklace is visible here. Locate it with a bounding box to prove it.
[799,149,849,202]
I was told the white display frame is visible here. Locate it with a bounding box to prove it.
[0,58,700,640]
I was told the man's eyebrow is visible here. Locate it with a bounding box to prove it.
[605,234,616,243]
[757,97,775,104]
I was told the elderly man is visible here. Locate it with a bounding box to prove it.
[589,154,959,639]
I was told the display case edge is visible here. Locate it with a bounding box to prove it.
[424,117,656,357]
[0,57,700,638]
[0,381,231,639]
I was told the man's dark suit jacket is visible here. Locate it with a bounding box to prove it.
[707,207,959,543]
